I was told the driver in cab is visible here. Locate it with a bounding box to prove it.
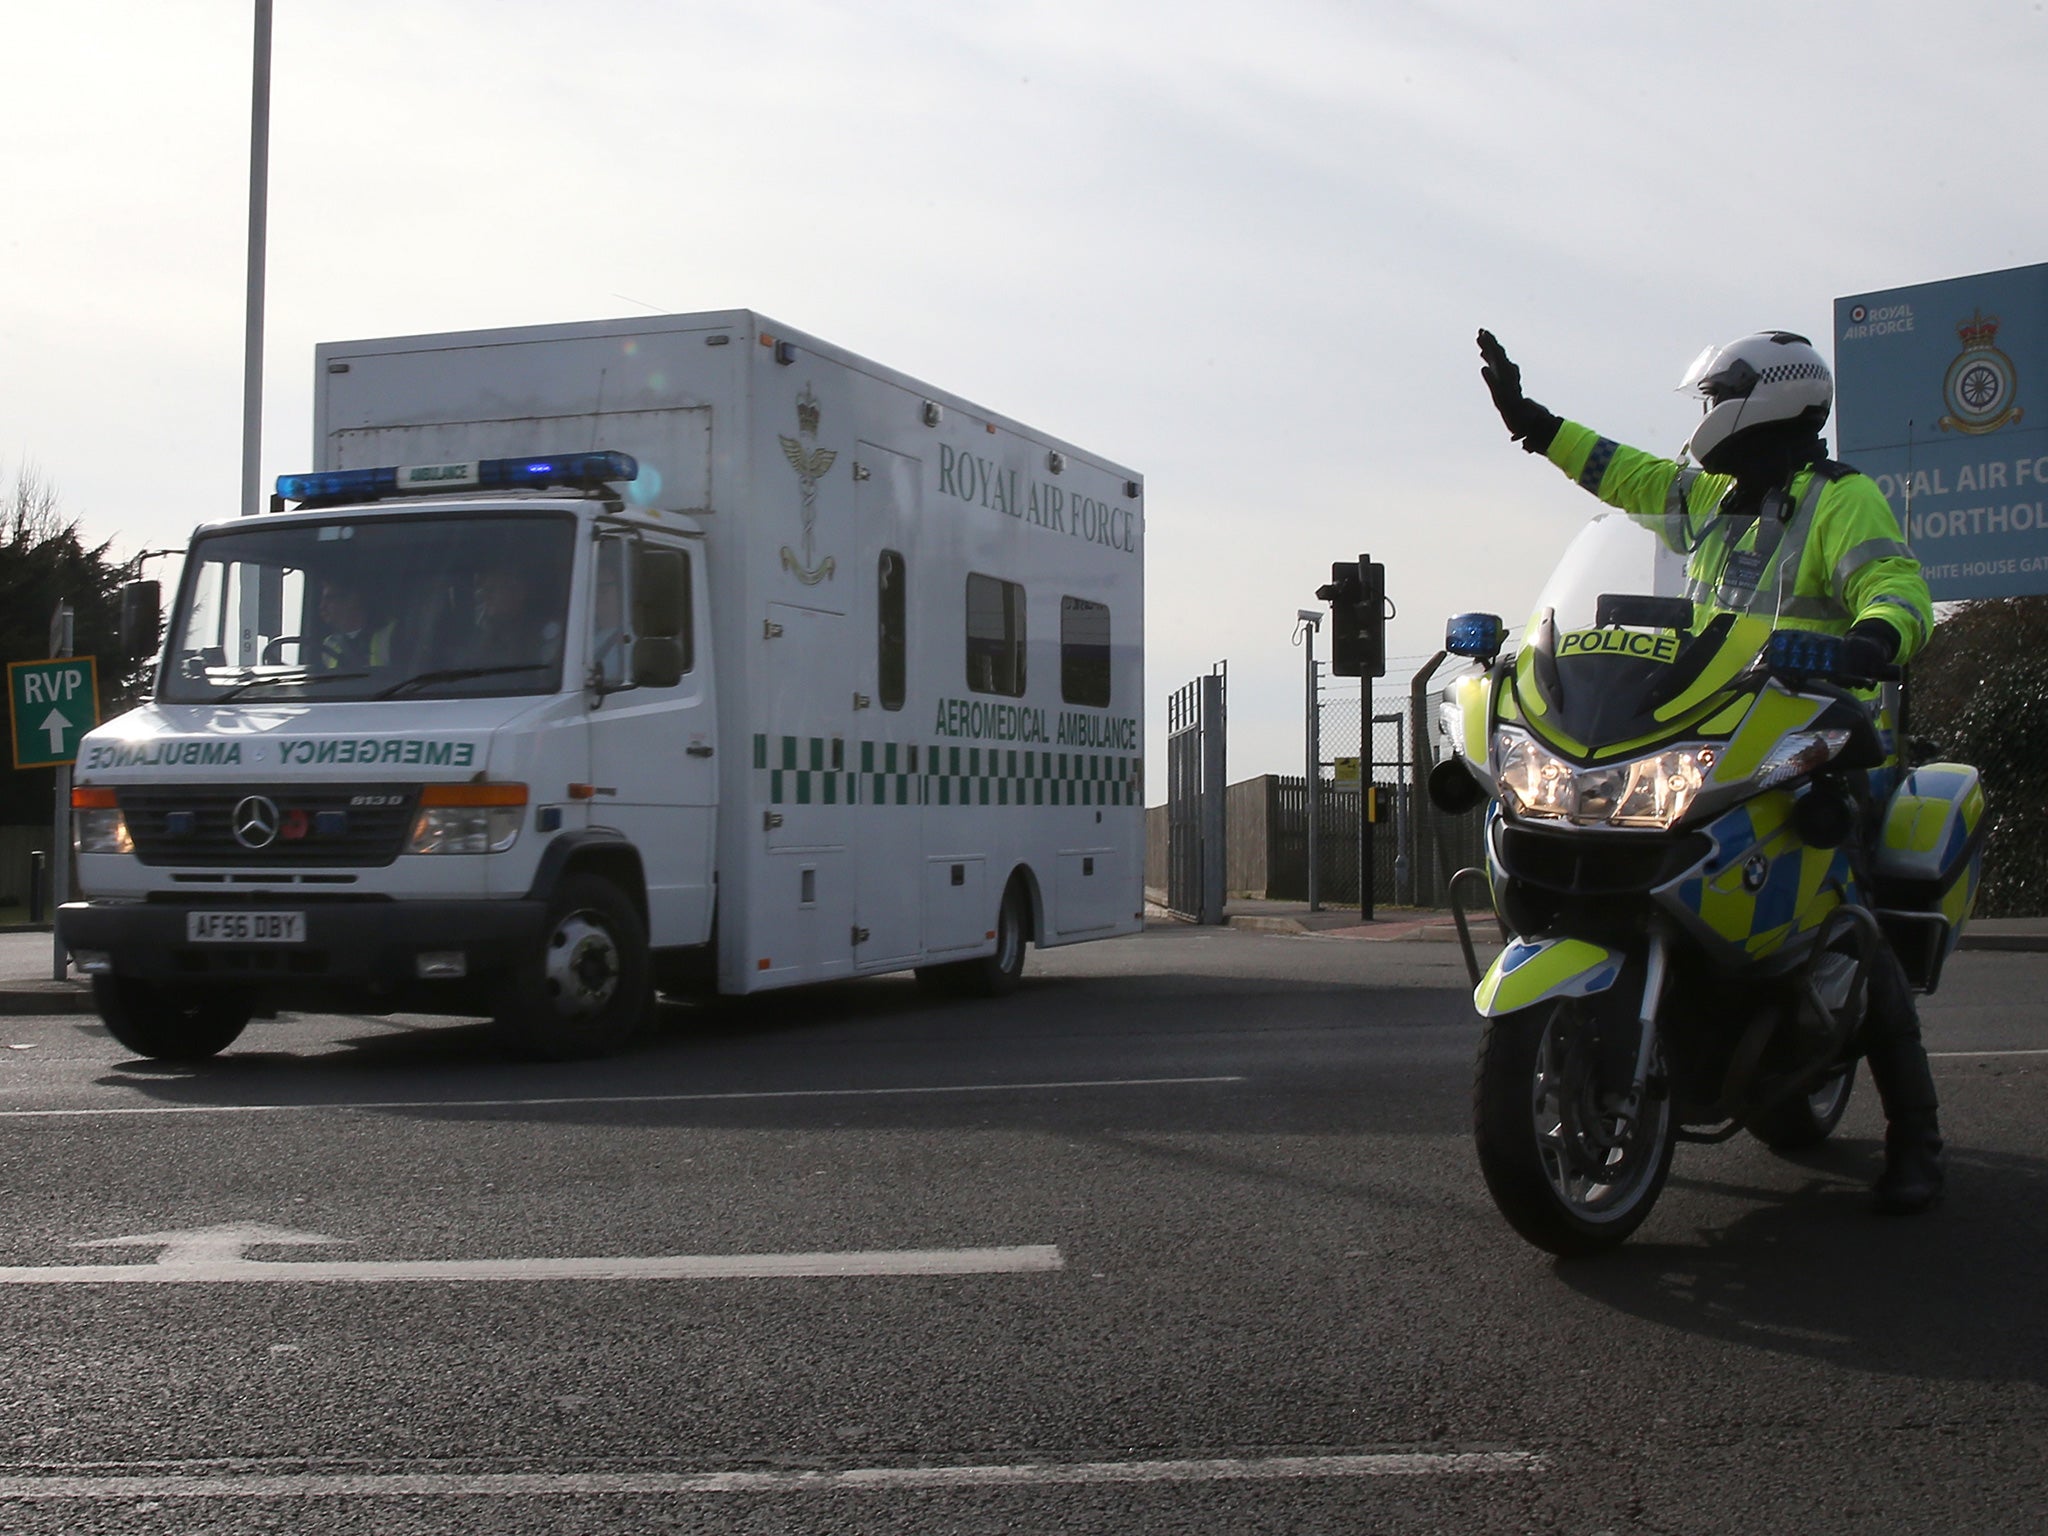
[1476,327,1944,1216]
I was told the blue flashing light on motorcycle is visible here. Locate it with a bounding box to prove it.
[1446,612,1506,662]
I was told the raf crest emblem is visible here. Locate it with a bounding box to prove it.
[1938,310,2023,437]
[779,386,837,585]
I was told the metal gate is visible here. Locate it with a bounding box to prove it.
[1166,669,1227,923]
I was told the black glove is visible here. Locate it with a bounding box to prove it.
[1477,329,1562,454]
[1840,617,1901,681]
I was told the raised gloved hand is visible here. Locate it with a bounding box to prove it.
[1477,329,1562,454]
[1840,617,1902,682]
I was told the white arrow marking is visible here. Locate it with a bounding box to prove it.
[74,1222,346,1266]
[0,1225,1063,1285]
[38,707,69,753]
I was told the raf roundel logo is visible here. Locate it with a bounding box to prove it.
[1850,305,1868,324]
[1938,309,2023,437]
[231,794,282,850]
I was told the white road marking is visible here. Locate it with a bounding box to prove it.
[1929,1048,2048,1059]
[0,1224,1062,1286]
[0,1452,1545,1500]
[0,1074,1245,1120]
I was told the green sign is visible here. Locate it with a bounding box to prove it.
[9,657,99,769]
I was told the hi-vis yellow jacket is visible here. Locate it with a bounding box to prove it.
[1545,421,1934,662]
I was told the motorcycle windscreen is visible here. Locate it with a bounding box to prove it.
[1509,513,1744,750]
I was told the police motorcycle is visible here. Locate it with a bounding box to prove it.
[1429,514,1984,1257]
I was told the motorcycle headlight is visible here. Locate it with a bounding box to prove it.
[1494,730,1714,830]
[1496,731,1575,819]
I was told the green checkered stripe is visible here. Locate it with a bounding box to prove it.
[753,735,1137,808]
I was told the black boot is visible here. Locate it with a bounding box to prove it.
[1873,1113,1945,1215]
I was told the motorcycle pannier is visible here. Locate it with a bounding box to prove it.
[1870,762,1985,992]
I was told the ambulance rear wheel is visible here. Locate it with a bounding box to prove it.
[918,879,1028,998]
[496,872,650,1060]
[92,979,252,1061]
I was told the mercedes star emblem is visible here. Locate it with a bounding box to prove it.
[231,794,282,850]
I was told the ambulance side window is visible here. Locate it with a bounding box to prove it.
[1060,595,1111,708]
[878,550,906,711]
[964,573,1026,698]
[591,537,629,689]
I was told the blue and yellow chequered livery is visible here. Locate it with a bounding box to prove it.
[754,735,1140,809]
[1674,791,1857,965]
[1474,936,1624,1017]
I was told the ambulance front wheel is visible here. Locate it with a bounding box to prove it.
[917,878,1029,998]
[495,871,651,1060]
[92,979,252,1062]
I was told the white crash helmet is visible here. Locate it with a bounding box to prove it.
[1678,331,1832,467]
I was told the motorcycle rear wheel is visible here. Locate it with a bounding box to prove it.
[1473,998,1676,1258]
[1746,1062,1856,1151]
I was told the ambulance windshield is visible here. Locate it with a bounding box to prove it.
[160,512,575,704]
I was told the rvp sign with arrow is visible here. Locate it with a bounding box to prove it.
[8,656,99,769]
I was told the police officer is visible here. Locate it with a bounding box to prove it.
[1476,326,1945,1214]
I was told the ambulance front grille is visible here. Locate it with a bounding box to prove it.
[117,784,418,868]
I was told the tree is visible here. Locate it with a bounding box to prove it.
[1,463,151,826]
[1906,596,2048,917]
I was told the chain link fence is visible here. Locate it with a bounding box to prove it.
[1307,674,1485,911]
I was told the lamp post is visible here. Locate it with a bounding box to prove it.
[241,0,272,520]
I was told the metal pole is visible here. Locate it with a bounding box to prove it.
[50,603,73,980]
[1408,650,1448,906]
[1201,670,1227,925]
[1386,711,1410,906]
[1304,621,1320,912]
[240,0,272,520]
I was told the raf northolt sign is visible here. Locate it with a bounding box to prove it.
[1835,262,2048,600]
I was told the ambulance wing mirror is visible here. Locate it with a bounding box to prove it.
[1445,612,1504,662]
[119,580,162,661]
[631,637,685,690]
[630,547,692,688]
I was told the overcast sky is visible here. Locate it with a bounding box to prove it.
[5,1,2045,781]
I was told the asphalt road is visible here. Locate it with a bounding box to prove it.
[0,926,2044,1534]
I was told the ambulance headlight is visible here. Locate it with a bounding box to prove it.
[406,784,527,854]
[1495,730,1714,829]
[71,787,133,854]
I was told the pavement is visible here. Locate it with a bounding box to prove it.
[5,902,2047,1016]
[1164,895,2048,955]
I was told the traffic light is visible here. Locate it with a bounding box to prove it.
[1315,554,1387,678]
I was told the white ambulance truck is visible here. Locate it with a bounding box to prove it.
[59,312,1145,1060]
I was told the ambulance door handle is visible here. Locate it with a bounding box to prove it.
[853,692,871,710]
[687,744,714,757]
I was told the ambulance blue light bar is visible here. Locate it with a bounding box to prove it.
[276,450,638,503]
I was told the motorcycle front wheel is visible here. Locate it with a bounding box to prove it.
[1473,998,1676,1258]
